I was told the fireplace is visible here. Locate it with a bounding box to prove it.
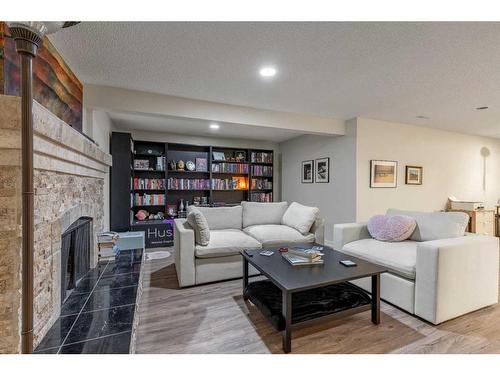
[61,216,93,304]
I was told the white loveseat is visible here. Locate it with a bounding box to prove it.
[333,209,499,324]
[174,202,324,287]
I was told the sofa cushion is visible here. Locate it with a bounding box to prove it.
[187,208,210,246]
[188,205,243,230]
[341,238,417,279]
[367,214,416,242]
[281,202,320,235]
[241,201,288,228]
[244,224,315,247]
[387,208,469,242]
[195,229,261,258]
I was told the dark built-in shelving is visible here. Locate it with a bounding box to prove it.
[110,132,274,232]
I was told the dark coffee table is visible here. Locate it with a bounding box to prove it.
[241,244,387,353]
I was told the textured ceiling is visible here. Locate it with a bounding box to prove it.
[49,22,500,138]
[108,111,306,142]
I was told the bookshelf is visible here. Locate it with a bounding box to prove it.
[110,132,274,235]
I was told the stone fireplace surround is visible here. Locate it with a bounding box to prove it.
[0,94,112,353]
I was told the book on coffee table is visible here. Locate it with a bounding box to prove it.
[288,247,324,260]
[282,252,324,266]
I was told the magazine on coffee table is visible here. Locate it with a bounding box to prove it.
[282,252,324,266]
[287,246,324,260]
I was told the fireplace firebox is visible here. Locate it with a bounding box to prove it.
[61,216,92,304]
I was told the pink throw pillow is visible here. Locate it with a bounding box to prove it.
[367,214,416,242]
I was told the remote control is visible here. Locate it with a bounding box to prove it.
[340,260,357,267]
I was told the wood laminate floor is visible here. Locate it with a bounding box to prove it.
[134,249,500,354]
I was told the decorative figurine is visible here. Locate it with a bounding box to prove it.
[186,161,195,171]
[177,160,185,170]
[169,160,176,170]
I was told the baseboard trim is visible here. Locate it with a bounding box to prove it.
[324,239,334,248]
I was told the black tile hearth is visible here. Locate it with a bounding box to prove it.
[60,292,90,316]
[59,332,132,354]
[94,272,140,290]
[72,276,99,295]
[82,286,138,313]
[64,305,135,345]
[35,314,78,352]
[34,248,143,354]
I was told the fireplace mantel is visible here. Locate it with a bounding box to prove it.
[0,94,111,353]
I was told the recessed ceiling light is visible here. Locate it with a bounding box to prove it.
[476,106,489,110]
[416,115,430,119]
[209,123,220,129]
[259,66,277,78]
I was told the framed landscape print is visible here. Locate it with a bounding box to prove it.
[405,166,423,185]
[302,160,313,183]
[315,157,330,183]
[370,160,397,188]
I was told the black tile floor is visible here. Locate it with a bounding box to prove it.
[34,248,143,354]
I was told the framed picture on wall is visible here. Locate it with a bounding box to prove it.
[370,160,398,188]
[315,157,330,183]
[301,160,313,183]
[405,166,423,185]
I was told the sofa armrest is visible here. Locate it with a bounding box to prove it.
[174,219,196,287]
[332,223,370,250]
[415,235,499,324]
[311,218,326,245]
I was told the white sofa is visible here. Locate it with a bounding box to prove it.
[174,202,324,287]
[333,209,499,324]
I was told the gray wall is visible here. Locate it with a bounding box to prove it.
[279,120,357,243]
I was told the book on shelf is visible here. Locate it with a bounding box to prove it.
[212,177,248,191]
[211,162,249,173]
[282,252,324,266]
[251,165,273,177]
[167,178,210,190]
[133,177,165,190]
[250,192,272,202]
[251,178,272,190]
[133,193,165,206]
[251,151,273,164]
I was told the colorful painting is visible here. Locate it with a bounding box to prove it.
[0,23,83,131]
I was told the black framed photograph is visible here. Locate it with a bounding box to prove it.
[405,165,423,185]
[315,157,330,183]
[370,160,398,188]
[301,160,313,183]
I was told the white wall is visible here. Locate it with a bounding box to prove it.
[116,128,281,201]
[92,110,114,230]
[85,84,345,136]
[356,117,500,221]
[279,120,357,243]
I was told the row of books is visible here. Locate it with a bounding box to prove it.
[212,178,247,191]
[251,152,273,164]
[251,165,273,177]
[251,178,273,190]
[132,193,165,206]
[211,163,249,173]
[133,156,166,171]
[250,192,273,202]
[132,177,165,190]
[167,178,211,190]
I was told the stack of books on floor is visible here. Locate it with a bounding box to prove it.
[98,231,120,259]
[282,246,324,266]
